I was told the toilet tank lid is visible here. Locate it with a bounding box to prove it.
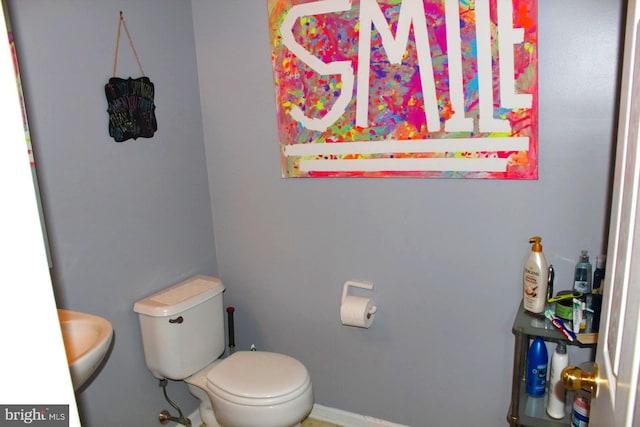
[133,275,225,317]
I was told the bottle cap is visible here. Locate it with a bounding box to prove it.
[556,342,567,354]
[580,250,589,262]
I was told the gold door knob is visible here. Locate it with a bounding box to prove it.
[561,363,599,396]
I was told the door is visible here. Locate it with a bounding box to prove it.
[591,0,640,425]
[0,3,79,423]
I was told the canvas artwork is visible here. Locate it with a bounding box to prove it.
[267,0,537,179]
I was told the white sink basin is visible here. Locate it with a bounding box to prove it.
[57,309,113,391]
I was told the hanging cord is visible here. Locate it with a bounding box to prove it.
[112,10,145,77]
[158,379,191,426]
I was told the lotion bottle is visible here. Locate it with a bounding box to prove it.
[547,342,569,419]
[523,236,549,314]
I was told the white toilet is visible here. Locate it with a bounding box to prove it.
[133,275,313,427]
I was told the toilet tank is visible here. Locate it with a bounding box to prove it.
[133,275,226,380]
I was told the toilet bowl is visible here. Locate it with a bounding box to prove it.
[211,351,313,427]
[134,276,314,427]
[186,351,313,427]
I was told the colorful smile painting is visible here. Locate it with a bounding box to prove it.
[267,0,537,179]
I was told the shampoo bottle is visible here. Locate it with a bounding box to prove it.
[523,237,549,314]
[526,337,549,397]
[547,342,569,419]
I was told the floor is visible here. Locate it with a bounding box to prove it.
[197,417,344,427]
[301,418,344,427]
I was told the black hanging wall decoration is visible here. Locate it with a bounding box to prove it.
[105,11,157,143]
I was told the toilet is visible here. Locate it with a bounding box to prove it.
[133,275,313,427]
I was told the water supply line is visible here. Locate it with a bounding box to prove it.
[158,379,191,426]
[227,306,235,355]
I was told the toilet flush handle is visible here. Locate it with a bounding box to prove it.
[169,316,183,324]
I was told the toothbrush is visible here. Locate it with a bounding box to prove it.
[544,309,577,342]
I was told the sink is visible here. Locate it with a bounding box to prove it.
[57,309,113,391]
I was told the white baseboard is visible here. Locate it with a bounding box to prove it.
[309,404,409,427]
[178,404,408,427]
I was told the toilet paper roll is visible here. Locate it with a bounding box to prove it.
[340,296,376,328]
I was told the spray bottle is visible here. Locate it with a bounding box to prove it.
[523,236,549,314]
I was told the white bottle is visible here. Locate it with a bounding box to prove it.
[523,236,549,314]
[547,342,569,419]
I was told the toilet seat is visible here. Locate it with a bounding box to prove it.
[206,351,311,406]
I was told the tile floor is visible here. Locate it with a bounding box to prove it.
[197,417,343,427]
[301,418,344,427]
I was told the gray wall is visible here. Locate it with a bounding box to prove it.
[7,1,217,425]
[7,0,624,426]
[193,1,623,426]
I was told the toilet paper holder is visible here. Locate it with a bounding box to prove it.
[342,280,377,318]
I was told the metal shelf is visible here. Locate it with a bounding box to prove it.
[515,381,574,427]
[512,302,596,346]
[508,301,596,427]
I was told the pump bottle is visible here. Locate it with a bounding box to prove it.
[523,236,549,314]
